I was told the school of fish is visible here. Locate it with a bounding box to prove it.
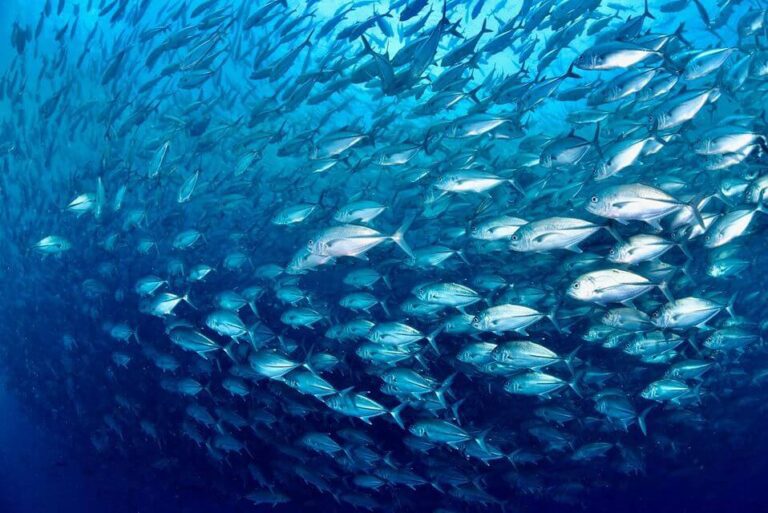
[2,0,768,510]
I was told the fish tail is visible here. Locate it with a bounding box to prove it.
[546,303,562,333]
[389,403,406,429]
[674,22,692,48]
[726,292,737,318]
[643,0,655,19]
[638,406,654,436]
[563,61,581,80]
[474,428,491,453]
[222,342,237,362]
[564,345,581,376]
[657,281,674,302]
[390,214,416,259]
[426,327,442,355]
[568,374,583,398]
[685,195,706,229]
[182,290,198,310]
[435,372,457,408]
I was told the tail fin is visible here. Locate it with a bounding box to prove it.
[563,345,581,376]
[451,397,466,425]
[182,291,198,310]
[222,342,237,362]
[425,327,442,355]
[435,373,457,408]
[673,22,691,48]
[638,405,653,436]
[725,293,737,318]
[546,304,562,333]
[389,403,406,429]
[568,374,583,398]
[390,214,416,259]
[507,177,526,195]
[603,221,622,243]
[685,195,706,229]
[592,121,603,159]
[642,0,655,19]
[563,61,581,80]
[657,281,674,302]
[474,428,491,453]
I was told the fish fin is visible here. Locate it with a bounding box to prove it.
[389,403,406,429]
[725,293,737,318]
[638,406,653,436]
[563,61,581,80]
[426,327,442,355]
[657,281,674,302]
[379,299,391,318]
[547,304,562,333]
[390,214,416,259]
[685,195,706,229]
[451,397,466,425]
[642,0,655,19]
[564,345,581,376]
[182,291,198,310]
[435,373,457,408]
[564,243,583,253]
[222,342,237,362]
[567,376,582,398]
[475,428,491,453]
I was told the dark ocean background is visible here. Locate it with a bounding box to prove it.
[2,0,768,512]
[3,380,768,512]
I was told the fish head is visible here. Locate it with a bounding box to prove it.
[702,229,722,249]
[356,344,373,359]
[650,307,667,327]
[470,314,486,330]
[504,378,520,393]
[575,50,600,70]
[381,383,398,395]
[408,423,426,437]
[703,333,722,349]
[640,383,658,400]
[606,243,626,263]
[706,262,726,278]
[601,310,621,327]
[381,370,398,384]
[490,345,510,363]
[566,276,594,301]
[593,161,612,181]
[585,191,609,217]
[508,228,531,251]
[307,237,327,256]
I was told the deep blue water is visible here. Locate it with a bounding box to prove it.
[3,379,768,513]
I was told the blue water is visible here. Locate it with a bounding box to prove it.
[3,380,767,513]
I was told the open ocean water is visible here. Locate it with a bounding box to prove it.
[2,0,768,512]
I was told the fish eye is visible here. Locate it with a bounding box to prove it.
[590,196,598,203]
[511,234,518,241]
[572,282,580,289]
